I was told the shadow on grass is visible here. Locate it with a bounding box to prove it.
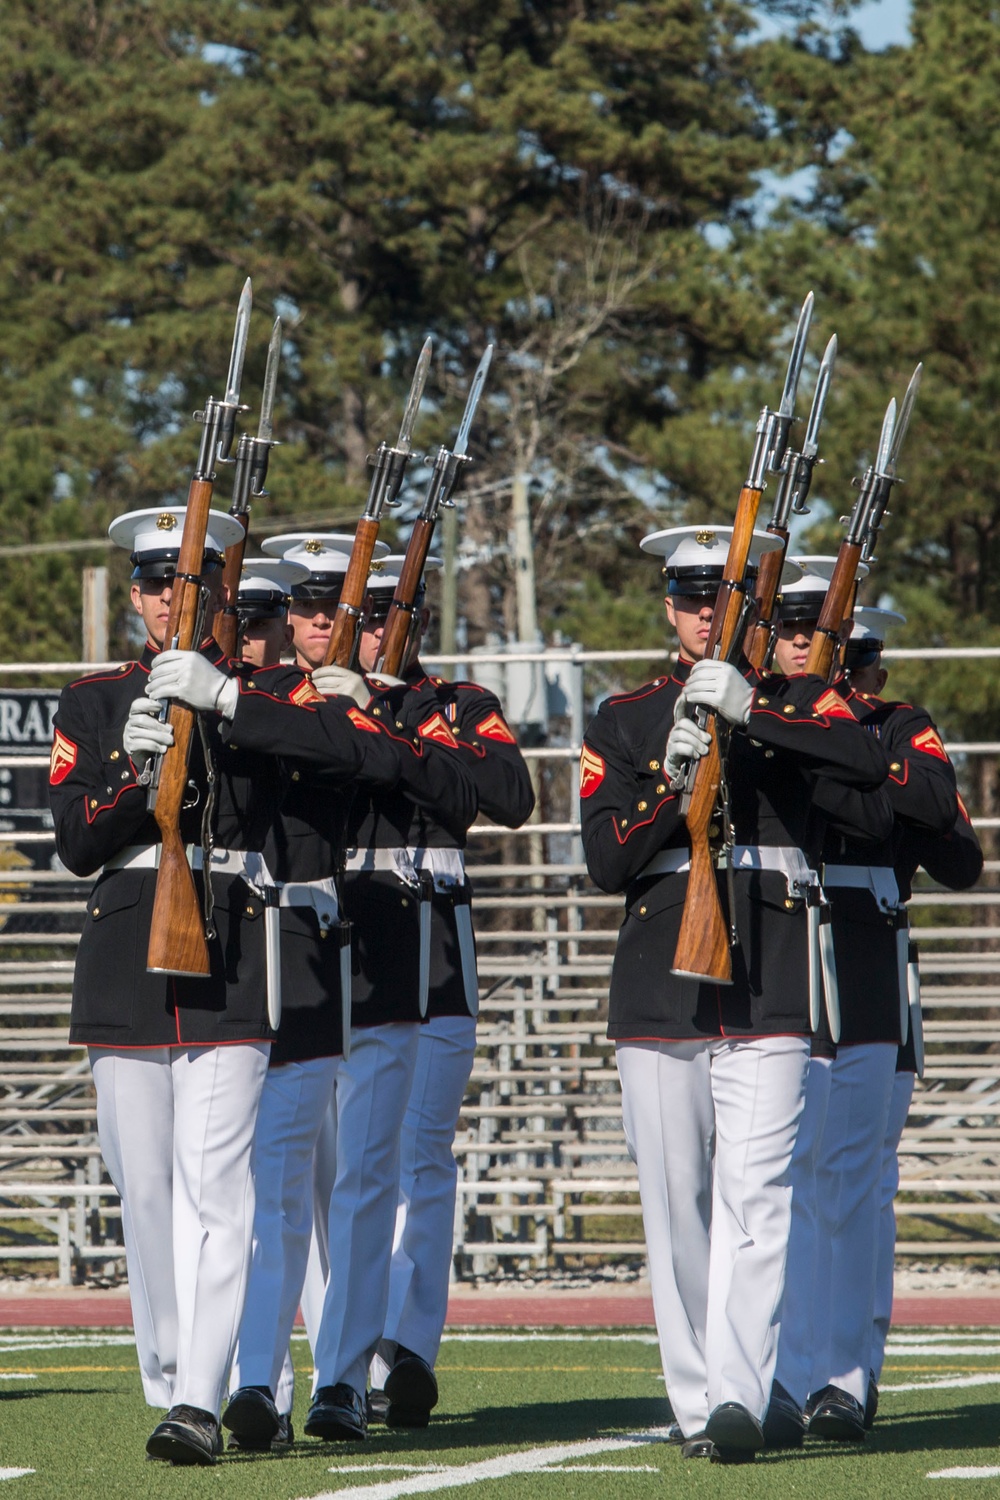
[221,1396,670,1466]
[759,1404,1000,1463]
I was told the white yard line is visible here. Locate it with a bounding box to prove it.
[882,1374,1000,1393]
[0,1473,35,1483]
[0,1375,36,1382]
[928,1467,1000,1480]
[883,1344,1000,1357]
[309,1432,669,1500]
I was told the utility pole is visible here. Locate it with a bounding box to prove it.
[82,567,108,663]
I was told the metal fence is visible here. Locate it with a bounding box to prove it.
[1,647,999,1282]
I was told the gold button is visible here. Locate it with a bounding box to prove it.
[401,897,409,907]
[637,800,648,812]
[246,904,254,915]
[656,784,666,794]
[765,749,774,759]
[784,899,795,910]
[649,759,660,770]
[758,697,769,707]
[92,906,100,916]
[891,762,901,772]
[783,704,795,714]
[110,750,120,761]
[373,707,382,717]
[620,818,628,828]
[247,680,255,688]
[121,771,129,780]
[639,905,647,915]
[89,798,97,809]
[291,770,301,781]
[396,721,404,729]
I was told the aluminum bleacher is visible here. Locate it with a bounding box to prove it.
[1,647,999,1282]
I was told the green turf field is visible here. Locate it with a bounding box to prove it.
[2,1327,1000,1496]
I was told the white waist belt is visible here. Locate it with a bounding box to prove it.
[280,876,340,925]
[104,844,262,878]
[343,845,466,891]
[640,844,817,894]
[823,863,900,909]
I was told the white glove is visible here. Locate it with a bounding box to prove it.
[146,650,239,719]
[122,697,174,770]
[683,659,753,726]
[310,665,371,709]
[665,717,711,784]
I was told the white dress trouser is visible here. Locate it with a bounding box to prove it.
[380,1014,477,1368]
[811,1042,897,1403]
[773,1053,833,1407]
[617,1036,808,1437]
[90,1043,269,1416]
[871,1069,915,1381]
[311,1022,421,1397]
[230,1056,340,1400]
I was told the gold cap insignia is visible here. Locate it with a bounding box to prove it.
[369,558,386,573]
[156,512,177,531]
[694,529,716,545]
[305,539,322,554]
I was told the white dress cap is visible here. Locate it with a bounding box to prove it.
[365,553,443,594]
[108,506,245,558]
[850,605,906,644]
[237,557,310,600]
[262,532,390,573]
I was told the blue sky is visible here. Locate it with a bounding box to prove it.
[849,1,911,48]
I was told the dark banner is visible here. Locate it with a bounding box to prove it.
[0,691,61,757]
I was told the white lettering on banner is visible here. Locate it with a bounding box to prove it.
[0,697,58,746]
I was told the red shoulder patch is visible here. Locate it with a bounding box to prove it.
[579,745,606,798]
[418,711,459,748]
[476,711,517,745]
[812,688,855,722]
[49,729,78,785]
[290,678,325,707]
[346,707,380,734]
[912,725,949,762]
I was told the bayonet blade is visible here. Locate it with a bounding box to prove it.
[225,277,253,408]
[257,316,282,443]
[802,334,837,459]
[395,337,433,454]
[886,362,922,475]
[453,345,494,458]
[875,398,897,475]
[779,291,815,417]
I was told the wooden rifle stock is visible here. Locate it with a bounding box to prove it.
[671,482,765,983]
[212,514,250,658]
[803,542,862,681]
[324,516,384,669]
[375,517,435,677]
[147,475,214,976]
[744,527,788,670]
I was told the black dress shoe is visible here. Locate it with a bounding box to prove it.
[305,1383,367,1441]
[146,1405,222,1465]
[227,1411,294,1452]
[680,1432,717,1459]
[807,1384,866,1441]
[763,1380,806,1449]
[705,1402,763,1463]
[665,1421,684,1444]
[367,1388,390,1424]
[385,1347,439,1429]
[865,1371,879,1430]
[222,1386,280,1451]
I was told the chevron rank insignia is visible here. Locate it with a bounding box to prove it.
[476,711,516,745]
[957,792,972,823]
[290,678,325,707]
[812,688,855,722]
[418,712,459,748]
[49,729,78,785]
[912,725,948,762]
[579,745,606,798]
[347,707,380,733]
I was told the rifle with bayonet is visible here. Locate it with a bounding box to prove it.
[374,345,493,678]
[746,333,837,670]
[146,278,252,977]
[213,315,283,657]
[323,338,433,670]
[671,292,814,984]
[804,363,922,682]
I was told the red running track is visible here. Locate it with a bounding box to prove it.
[2,1290,1000,1329]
